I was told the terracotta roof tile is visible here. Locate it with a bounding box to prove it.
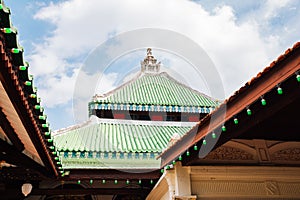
[225,41,300,105]
[0,2,62,176]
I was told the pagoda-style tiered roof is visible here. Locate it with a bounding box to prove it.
[53,117,194,169]
[55,49,219,170]
[89,49,219,115]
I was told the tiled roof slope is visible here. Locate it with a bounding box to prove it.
[90,72,219,113]
[159,41,300,166]
[0,1,61,176]
[53,117,194,153]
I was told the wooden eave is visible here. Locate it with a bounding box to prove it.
[0,36,58,177]
[0,107,24,151]
[62,168,161,180]
[159,42,300,167]
[4,187,151,197]
[0,139,49,179]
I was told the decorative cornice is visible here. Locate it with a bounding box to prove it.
[59,151,159,159]
[89,102,215,113]
[270,148,300,161]
[203,146,254,161]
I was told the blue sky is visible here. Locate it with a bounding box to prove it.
[3,0,300,130]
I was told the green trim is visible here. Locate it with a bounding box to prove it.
[1,27,17,34]
[90,102,215,113]
[60,151,159,159]
[0,2,10,13]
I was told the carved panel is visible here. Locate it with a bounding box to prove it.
[265,181,279,195]
[203,146,254,161]
[270,148,300,161]
[278,182,300,196]
[258,148,269,161]
[191,180,266,195]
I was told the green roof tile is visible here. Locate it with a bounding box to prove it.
[90,72,220,113]
[53,118,194,153]
[53,118,195,169]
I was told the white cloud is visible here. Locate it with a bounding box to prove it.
[27,0,299,127]
[95,73,119,95]
[263,0,292,20]
[37,67,79,107]
[72,70,118,122]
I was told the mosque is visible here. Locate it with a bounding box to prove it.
[1,1,300,199]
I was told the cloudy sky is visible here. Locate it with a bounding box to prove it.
[5,0,300,130]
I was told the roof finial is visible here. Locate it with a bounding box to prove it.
[147,48,152,56]
[141,48,160,73]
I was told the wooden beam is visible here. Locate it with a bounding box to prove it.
[0,107,24,152]
[64,169,161,180]
[0,167,43,181]
[0,138,49,177]
[1,187,151,196]
[30,188,151,195]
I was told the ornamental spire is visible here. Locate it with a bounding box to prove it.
[141,48,160,73]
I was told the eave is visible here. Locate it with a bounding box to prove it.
[0,39,59,177]
[0,139,49,179]
[0,4,62,177]
[0,107,24,151]
[62,168,161,180]
[159,42,300,167]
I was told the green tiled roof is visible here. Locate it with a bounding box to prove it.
[53,118,193,153]
[53,118,194,169]
[90,72,219,113]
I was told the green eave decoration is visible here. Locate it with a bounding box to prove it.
[89,72,220,114]
[0,2,10,14]
[1,27,17,34]
[57,155,162,169]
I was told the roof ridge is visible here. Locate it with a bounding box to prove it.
[53,117,95,135]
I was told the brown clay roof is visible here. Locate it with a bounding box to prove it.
[0,3,62,177]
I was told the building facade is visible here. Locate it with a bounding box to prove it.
[1,0,300,199]
[51,48,219,199]
[154,42,300,199]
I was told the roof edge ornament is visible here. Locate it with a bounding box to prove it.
[141,48,161,73]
